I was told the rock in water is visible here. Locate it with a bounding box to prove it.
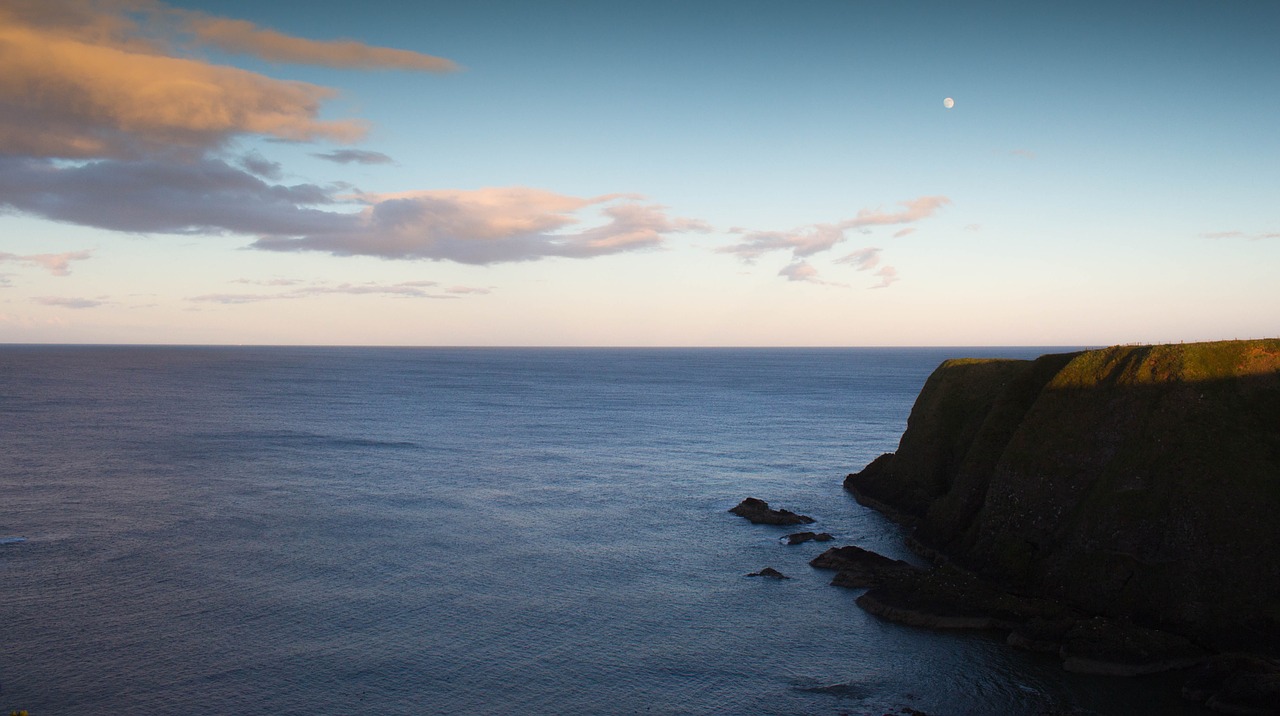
[747,567,791,579]
[729,497,815,525]
[809,545,920,588]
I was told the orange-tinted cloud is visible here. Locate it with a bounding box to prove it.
[0,0,455,160]
[181,15,457,72]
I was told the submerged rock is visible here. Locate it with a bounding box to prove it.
[783,531,834,545]
[747,567,791,579]
[729,497,815,526]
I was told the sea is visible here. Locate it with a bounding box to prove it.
[0,346,1210,715]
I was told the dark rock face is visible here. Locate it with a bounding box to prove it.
[729,497,815,526]
[747,567,791,579]
[844,339,1280,653]
[1057,617,1207,676]
[1182,654,1280,715]
[854,564,1070,632]
[783,531,833,545]
[812,544,1208,675]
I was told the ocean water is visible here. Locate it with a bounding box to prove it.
[0,346,1207,715]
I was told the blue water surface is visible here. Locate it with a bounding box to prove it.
[0,347,1206,715]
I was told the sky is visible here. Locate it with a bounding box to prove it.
[1,0,1277,346]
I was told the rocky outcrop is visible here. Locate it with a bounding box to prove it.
[815,542,1213,676]
[747,567,791,579]
[844,339,1280,654]
[809,545,920,588]
[729,497,815,526]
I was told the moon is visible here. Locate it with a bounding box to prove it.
[943,97,955,109]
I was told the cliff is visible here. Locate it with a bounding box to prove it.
[845,339,1280,652]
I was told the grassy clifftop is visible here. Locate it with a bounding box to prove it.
[846,339,1280,650]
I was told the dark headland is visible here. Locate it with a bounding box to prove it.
[836,339,1280,714]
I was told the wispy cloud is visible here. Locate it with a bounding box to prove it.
[1201,230,1279,240]
[312,150,394,165]
[724,198,945,287]
[833,248,897,289]
[778,261,821,283]
[870,266,899,289]
[833,247,882,271]
[0,250,93,276]
[232,278,307,286]
[190,280,493,304]
[722,196,949,260]
[778,261,849,287]
[1009,149,1037,160]
[33,296,105,309]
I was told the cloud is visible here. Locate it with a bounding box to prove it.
[232,278,305,286]
[253,188,711,264]
[833,247,882,271]
[723,196,949,260]
[1009,149,1037,160]
[870,266,898,289]
[0,2,705,272]
[964,224,981,232]
[33,295,105,309]
[179,13,458,72]
[312,149,394,165]
[189,279,482,304]
[238,152,283,180]
[446,286,492,295]
[833,248,898,289]
[0,249,92,276]
[778,261,820,283]
[1201,230,1278,240]
[0,156,706,265]
[0,1,457,160]
[892,227,915,239]
[777,261,848,287]
[0,156,353,236]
